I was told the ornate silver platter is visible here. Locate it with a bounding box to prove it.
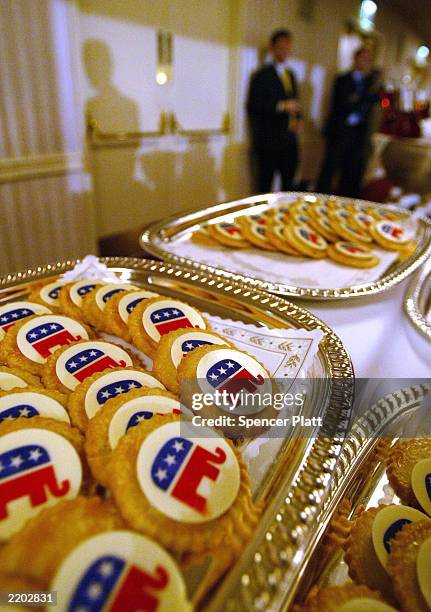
[141,192,431,300]
[404,255,431,342]
[0,257,354,610]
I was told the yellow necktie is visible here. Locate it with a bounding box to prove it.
[281,69,292,94]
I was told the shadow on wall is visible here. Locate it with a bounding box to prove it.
[82,39,221,256]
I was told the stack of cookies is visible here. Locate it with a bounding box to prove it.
[300,439,431,611]
[192,196,416,269]
[0,278,271,608]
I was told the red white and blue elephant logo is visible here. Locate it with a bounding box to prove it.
[65,348,127,383]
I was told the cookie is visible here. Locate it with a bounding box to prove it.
[128,297,209,357]
[207,221,250,248]
[1,315,90,377]
[0,417,85,540]
[366,207,399,222]
[0,496,124,587]
[370,221,412,251]
[387,519,431,612]
[68,367,165,431]
[307,215,339,242]
[42,339,136,394]
[0,387,69,424]
[58,280,102,319]
[386,438,431,507]
[0,301,51,341]
[283,225,328,259]
[177,344,275,437]
[327,242,380,268]
[288,211,311,227]
[349,211,374,233]
[331,220,373,244]
[289,200,310,216]
[108,414,257,555]
[301,584,395,612]
[102,289,159,342]
[81,283,138,330]
[0,366,42,391]
[85,388,181,486]
[28,280,66,311]
[240,220,277,250]
[191,225,219,246]
[267,223,301,255]
[153,329,232,394]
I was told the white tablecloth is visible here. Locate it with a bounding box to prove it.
[295,279,430,379]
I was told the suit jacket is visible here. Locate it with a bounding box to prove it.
[247,64,300,151]
[323,70,380,139]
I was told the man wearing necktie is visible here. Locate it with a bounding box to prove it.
[316,47,381,198]
[247,29,302,193]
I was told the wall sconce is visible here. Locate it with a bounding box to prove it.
[157,30,173,85]
[359,0,377,32]
[415,45,430,67]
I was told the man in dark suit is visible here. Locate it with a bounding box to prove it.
[316,47,381,198]
[247,29,302,193]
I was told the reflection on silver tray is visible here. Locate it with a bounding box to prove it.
[0,257,354,610]
[141,192,431,300]
[291,383,431,607]
[404,255,431,342]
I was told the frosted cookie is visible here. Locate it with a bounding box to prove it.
[191,225,219,246]
[327,242,380,268]
[108,414,257,556]
[28,280,66,311]
[396,240,417,262]
[332,220,373,244]
[0,388,69,424]
[0,496,124,588]
[328,207,350,224]
[102,289,159,342]
[366,207,399,222]
[85,388,181,486]
[81,283,138,330]
[58,280,102,319]
[42,339,136,394]
[67,367,165,432]
[387,520,431,612]
[310,203,330,220]
[0,301,51,341]
[301,584,395,612]
[288,211,311,227]
[177,344,275,437]
[386,438,431,507]
[307,215,339,242]
[284,225,328,259]
[240,221,277,250]
[349,211,374,233]
[1,315,90,377]
[289,200,310,216]
[207,221,250,248]
[128,297,209,357]
[153,329,232,394]
[268,203,291,219]
[0,417,85,540]
[267,223,301,255]
[0,366,42,391]
[370,221,412,251]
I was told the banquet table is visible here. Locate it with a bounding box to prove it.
[295,278,429,380]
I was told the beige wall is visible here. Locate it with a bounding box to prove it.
[78,0,422,240]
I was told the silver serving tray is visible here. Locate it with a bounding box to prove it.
[141,192,431,300]
[0,257,354,610]
[404,255,431,342]
[289,383,431,607]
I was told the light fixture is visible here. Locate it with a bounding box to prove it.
[156,30,173,85]
[359,0,377,31]
[416,45,430,64]
[156,70,168,85]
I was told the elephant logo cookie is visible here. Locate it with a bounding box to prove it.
[84,369,165,420]
[0,428,81,539]
[0,302,51,340]
[69,281,99,307]
[376,221,409,244]
[295,227,327,250]
[51,531,190,612]
[352,212,373,229]
[137,421,240,522]
[118,290,159,324]
[16,316,88,364]
[39,281,66,307]
[143,300,206,342]
[170,332,228,369]
[0,372,29,391]
[215,222,243,239]
[0,392,70,424]
[335,242,373,259]
[108,396,182,449]
[95,284,138,311]
[55,342,134,391]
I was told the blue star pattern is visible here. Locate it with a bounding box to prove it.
[151,437,193,491]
